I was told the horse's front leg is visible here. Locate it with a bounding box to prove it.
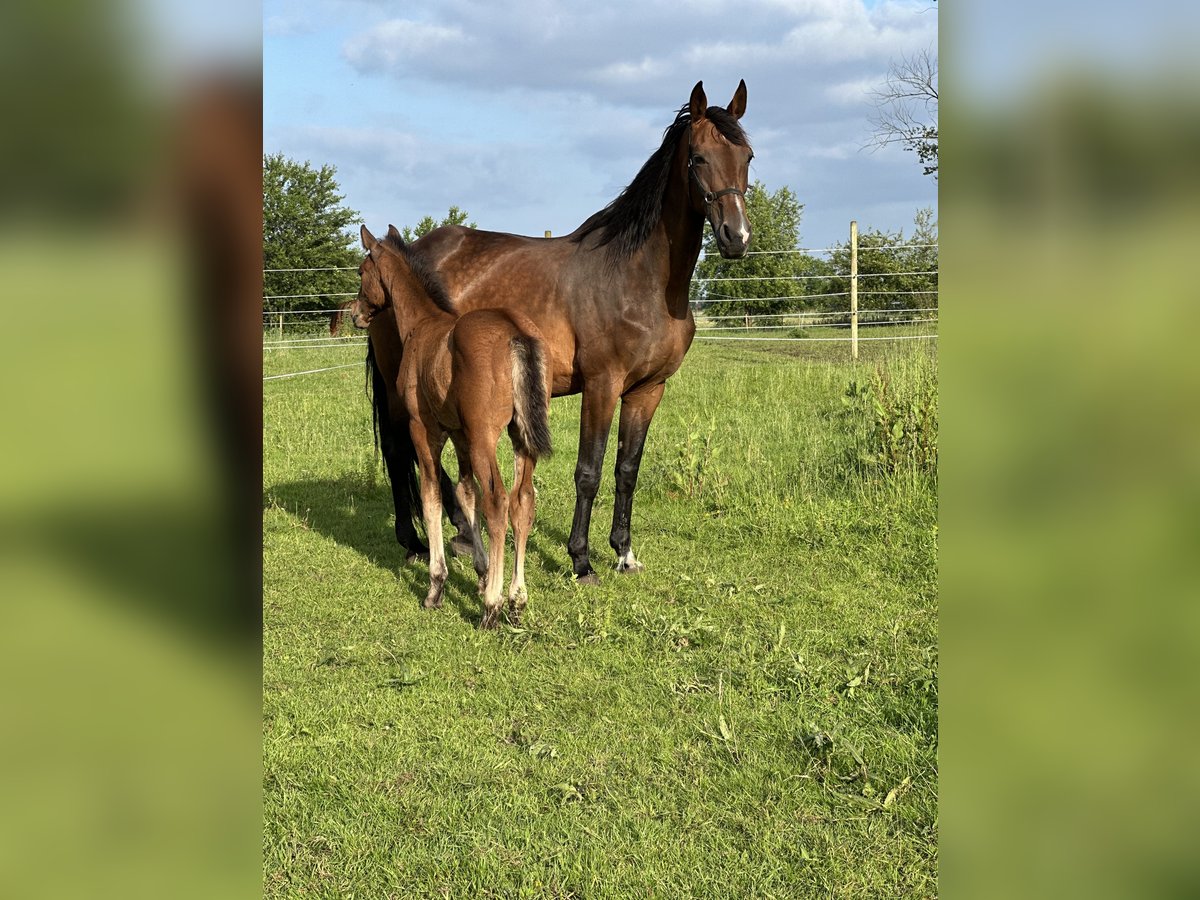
[609,382,665,573]
[567,383,621,584]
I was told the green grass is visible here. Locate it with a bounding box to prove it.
[264,338,938,898]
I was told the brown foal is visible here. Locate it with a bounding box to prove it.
[349,225,553,629]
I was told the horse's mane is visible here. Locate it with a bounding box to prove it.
[571,104,749,259]
[379,230,457,314]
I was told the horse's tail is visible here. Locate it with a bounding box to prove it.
[509,333,554,460]
[366,338,423,540]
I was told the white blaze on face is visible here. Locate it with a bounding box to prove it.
[731,194,751,246]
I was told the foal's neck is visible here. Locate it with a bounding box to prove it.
[382,259,452,341]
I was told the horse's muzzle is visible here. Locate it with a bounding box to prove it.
[716,223,750,258]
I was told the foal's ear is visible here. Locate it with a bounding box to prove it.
[689,81,707,120]
[360,224,376,250]
[386,224,404,245]
[727,79,747,120]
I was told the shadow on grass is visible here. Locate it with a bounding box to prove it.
[266,476,574,625]
[1,498,256,647]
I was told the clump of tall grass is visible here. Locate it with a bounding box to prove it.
[843,348,938,486]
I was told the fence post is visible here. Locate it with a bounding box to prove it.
[278,311,284,342]
[545,230,552,238]
[850,220,858,361]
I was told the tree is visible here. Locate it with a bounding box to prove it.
[399,205,476,243]
[868,45,939,179]
[691,181,832,320]
[828,208,938,316]
[262,153,361,313]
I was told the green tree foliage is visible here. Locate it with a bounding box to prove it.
[263,154,361,313]
[399,205,477,243]
[692,181,832,319]
[828,208,938,317]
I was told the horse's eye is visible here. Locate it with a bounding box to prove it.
[691,155,706,166]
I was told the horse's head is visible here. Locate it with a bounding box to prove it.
[346,224,391,329]
[686,80,753,259]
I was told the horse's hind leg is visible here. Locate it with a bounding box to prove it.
[449,439,488,590]
[507,452,537,625]
[472,441,509,629]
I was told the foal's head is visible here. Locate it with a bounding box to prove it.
[347,224,398,329]
[686,80,754,259]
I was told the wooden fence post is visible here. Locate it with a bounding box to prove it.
[850,220,858,361]
[545,230,552,238]
[278,311,284,342]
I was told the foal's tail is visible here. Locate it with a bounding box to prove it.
[509,334,554,460]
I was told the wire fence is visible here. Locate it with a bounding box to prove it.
[264,231,937,379]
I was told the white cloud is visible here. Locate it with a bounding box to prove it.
[264,14,314,38]
[343,19,471,68]
[825,76,885,106]
[268,0,938,245]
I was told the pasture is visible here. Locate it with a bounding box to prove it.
[263,337,938,898]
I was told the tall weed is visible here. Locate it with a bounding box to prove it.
[844,349,938,485]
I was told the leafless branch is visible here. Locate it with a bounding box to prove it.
[866,46,939,177]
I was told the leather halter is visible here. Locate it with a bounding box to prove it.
[687,131,745,208]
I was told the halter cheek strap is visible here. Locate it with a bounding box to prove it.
[687,138,745,208]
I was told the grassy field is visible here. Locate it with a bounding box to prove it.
[263,336,938,898]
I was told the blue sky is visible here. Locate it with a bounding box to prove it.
[264,0,938,250]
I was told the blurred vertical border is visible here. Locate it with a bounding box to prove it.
[0,1,261,897]
[944,2,1200,898]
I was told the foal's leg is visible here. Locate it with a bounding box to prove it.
[439,466,476,558]
[609,382,666,573]
[567,383,621,584]
[472,440,510,629]
[507,452,537,625]
[449,437,489,590]
[411,422,449,609]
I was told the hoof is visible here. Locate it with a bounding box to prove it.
[449,535,475,558]
[506,593,527,626]
[575,572,600,586]
[615,560,646,574]
[479,610,499,630]
[405,548,430,565]
[422,595,443,610]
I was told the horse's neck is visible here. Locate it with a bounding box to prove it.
[649,160,706,316]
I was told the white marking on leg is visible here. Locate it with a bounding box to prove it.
[617,548,645,572]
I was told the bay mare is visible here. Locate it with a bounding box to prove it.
[350,226,553,628]
[363,80,753,582]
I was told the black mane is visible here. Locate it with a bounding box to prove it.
[380,231,456,314]
[572,104,749,259]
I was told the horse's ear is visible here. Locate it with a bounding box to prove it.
[360,224,375,250]
[689,81,707,120]
[727,79,747,120]
[386,224,403,245]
